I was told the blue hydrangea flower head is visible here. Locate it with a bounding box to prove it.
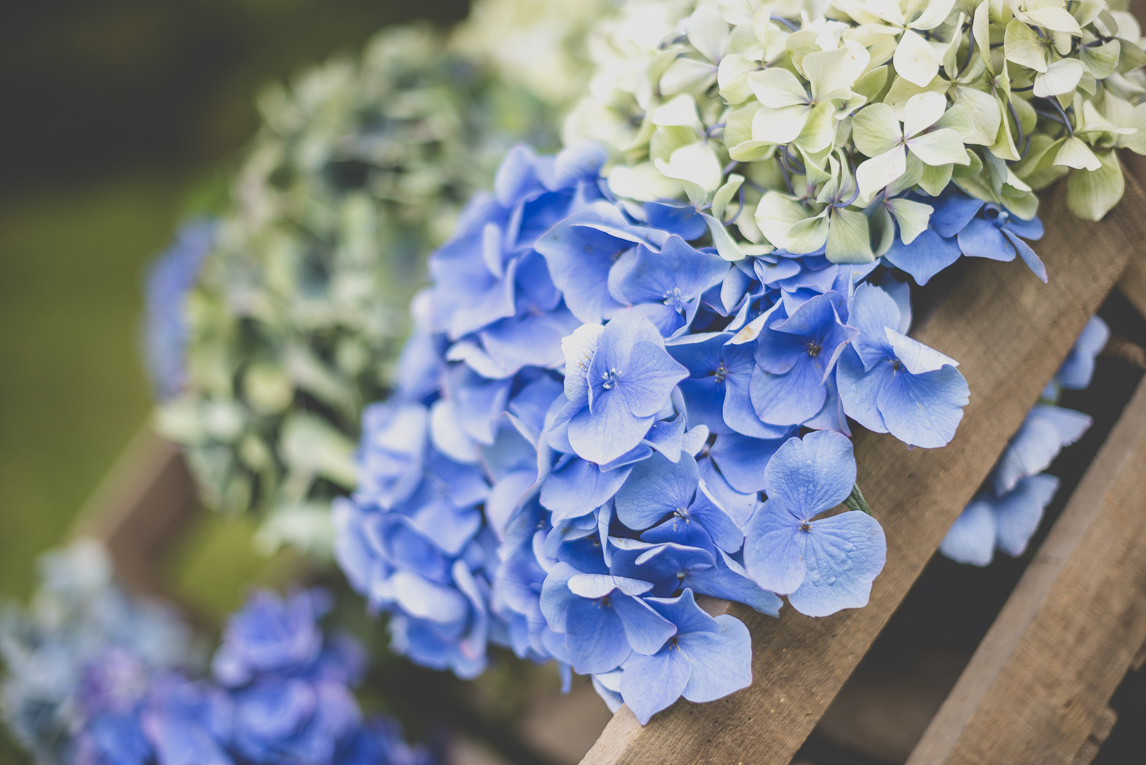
[837,283,969,448]
[142,219,217,402]
[744,431,886,616]
[212,589,330,687]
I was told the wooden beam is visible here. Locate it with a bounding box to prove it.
[70,425,201,596]
[906,370,1146,764]
[578,179,1146,765]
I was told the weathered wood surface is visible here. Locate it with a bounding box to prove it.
[70,425,200,596]
[906,372,1146,765]
[579,178,1146,765]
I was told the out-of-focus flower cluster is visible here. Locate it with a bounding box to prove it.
[334,142,978,724]
[565,0,1146,278]
[941,315,1108,565]
[152,2,597,555]
[0,541,432,765]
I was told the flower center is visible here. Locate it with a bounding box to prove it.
[601,368,623,390]
[807,341,822,358]
[800,522,812,532]
[713,361,727,383]
[663,286,686,311]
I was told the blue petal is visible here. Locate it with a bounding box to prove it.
[743,497,806,594]
[957,219,1015,262]
[535,207,633,323]
[994,473,1059,557]
[835,346,890,434]
[615,453,699,530]
[762,430,857,518]
[883,229,962,286]
[644,201,708,240]
[643,589,720,634]
[847,284,899,369]
[495,144,542,206]
[682,550,782,615]
[877,363,969,448]
[928,190,984,237]
[1003,229,1046,283]
[938,499,997,566]
[687,485,747,553]
[564,597,633,674]
[1003,213,1043,240]
[1055,316,1109,390]
[709,432,792,495]
[788,510,887,617]
[619,644,692,724]
[749,361,829,426]
[540,457,634,523]
[539,562,579,631]
[697,453,758,525]
[678,614,752,702]
[613,594,678,655]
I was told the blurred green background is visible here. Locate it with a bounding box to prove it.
[0,1,466,758]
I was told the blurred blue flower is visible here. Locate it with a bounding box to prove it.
[1051,315,1110,394]
[142,219,217,401]
[940,474,1060,566]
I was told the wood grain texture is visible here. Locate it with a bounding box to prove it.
[579,178,1146,765]
[907,371,1146,765]
[70,425,200,596]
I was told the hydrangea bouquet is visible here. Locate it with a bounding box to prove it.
[1,542,433,765]
[330,0,1141,726]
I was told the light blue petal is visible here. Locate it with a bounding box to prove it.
[877,364,969,448]
[568,397,654,466]
[540,458,633,523]
[613,594,678,655]
[836,347,890,434]
[683,550,782,616]
[884,329,959,374]
[847,284,899,369]
[539,563,581,632]
[495,144,541,206]
[788,511,887,617]
[1003,230,1046,283]
[564,597,632,674]
[619,646,692,724]
[991,405,1089,496]
[883,229,961,286]
[678,614,752,702]
[957,219,1015,262]
[1055,316,1109,390]
[938,499,997,566]
[994,473,1059,557]
[709,432,793,495]
[761,430,857,517]
[742,497,806,595]
[750,362,829,426]
[929,191,984,237]
[615,454,699,530]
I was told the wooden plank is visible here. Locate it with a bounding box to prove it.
[579,178,1146,765]
[906,372,1146,765]
[70,425,201,596]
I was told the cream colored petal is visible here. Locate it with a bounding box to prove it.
[904,91,948,138]
[748,67,809,108]
[907,128,970,166]
[752,103,812,144]
[856,145,908,199]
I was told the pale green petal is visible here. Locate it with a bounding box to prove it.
[719,54,761,103]
[755,192,812,249]
[911,0,958,30]
[725,102,760,147]
[608,163,683,202]
[852,103,902,156]
[704,213,746,261]
[748,67,809,107]
[651,94,705,131]
[988,93,1021,162]
[869,204,896,256]
[804,46,865,102]
[1004,20,1049,73]
[883,75,951,119]
[853,65,890,102]
[795,101,839,153]
[894,29,943,87]
[712,174,746,220]
[951,85,1001,146]
[1054,135,1101,170]
[651,126,699,164]
[973,0,994,74]
[907,128,970,166]
[856,146,908,199]
[826,208,875,263]
[886,198,934,244]
[1066,150,1123,220]
[886,153,925,195]
[661,57,720,96]
[752,103,812,144]
[689,4,731,63]
[904,91,948,138]
[1021,6,1081,34]
[1033,58,1084,97]
[935,104,976,139]
[655,141,724,194]
[788,214,832,254]
[917,160,955,196]
[1081,39,1121,79]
